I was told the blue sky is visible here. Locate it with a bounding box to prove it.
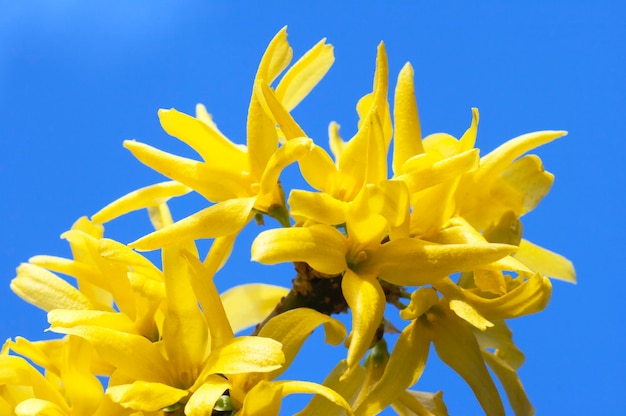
[1,2,624,415]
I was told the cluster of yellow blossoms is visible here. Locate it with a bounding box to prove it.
[2,28,575,415]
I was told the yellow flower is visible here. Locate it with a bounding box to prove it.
[121,27,334,251]
[0,336,129,416]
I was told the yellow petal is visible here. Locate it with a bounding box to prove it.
[48,309,136,333]
[11,264,93,312]
[247,90,279,181]
[448,299,493,331]
[182,250,234,349]
[240,380,354,416]
[0,355,69,411]
[14,398,67,416]
[354,320,430,416]
[288,190,348,225]
[421,306,505,416]
[185,376,232,416]
[393,62,424,175]
[91,181,191,224]
[275,38,334,111]
[106,381,188,412]
[27,255,102,292]
[483,352,533,416]
[514,239,576,283]
[123,140,250,202]
[256,26,292,85]
[298,360,365,416]
[98,238,162,282]
[258,308,346,380]
[63,336,105,415]
[251,225,348,275]
[396,149,479,194]
[158,108,247,172]
[221,283,289,333]
[436,273,552,320]
[49,325,173,384]
[161,246,209,388]
[258,137,313,198]
[458,107,479,153]
[255,81,307,140]
[342,270,386,372]
[297,144,338,193]
[202,336,284,376]
[476,130,567,183]
[328,121,347,163]
[365,239,516,286]
[474,320,525,371]
[392,390,449,416]
[130,197,256,251]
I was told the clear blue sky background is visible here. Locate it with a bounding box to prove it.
[1,2,624,415]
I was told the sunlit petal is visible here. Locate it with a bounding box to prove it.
[289,190,348,225]
[185,375,232,416]
[515,239,576,283]
[276,38,334,111]
[342,270,385,372]
[355,320,430,415]
[92,181,192,224]
[252,225,348,275]
[11,264,93,312]
[158,108,247,171]
[221,284,289,333]
[393,62,424,175]
[483,351,533,416]
[202,336,284,376]
[258,308,346,379]
[123,140,250,202]
[106,381,188,412]
[130,197,256,250]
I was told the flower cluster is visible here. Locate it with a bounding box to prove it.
[2,27,574,415]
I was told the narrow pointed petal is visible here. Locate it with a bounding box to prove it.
[185,376,232,416]
[158,108,247,171]
[98,238,163,281]
[256,81,307,140]
[28,255,102,290]
[396,149,479,194]
[276,38,334,111]
[202,336,284,376]
[92,181,192,224]
[342,271,386,372]
[298,360,365,416]
[436,273,552,320]
[483,352,533,416]
[252,225,348,275]
[256,26,292,84]
[393,62,424,175]
[11,264,93,312]
[221,284,289,333]
[161,246,209,388]
[241,380,355,416]
[48,325,173,384]
[297,144,338,193]
[182,250,234,348]
[365,239,516,286]
[247,90,279,181]
[476,130,567,183]
[393,390,449,416]
[106,381,188,412]
[422,307,505,416]
[48,309,136,333]
[458,108,479,152]
[258,137,313,197]
[515,239,576,283]
[124,140,250,202]
[130,197,256,250]
[258,308,346,379]
[328,121,347,162]
[63,336,107,415]
[289,190,348,225]
[355,320,430,415]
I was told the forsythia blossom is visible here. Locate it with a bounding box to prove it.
[3,26,574,415]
